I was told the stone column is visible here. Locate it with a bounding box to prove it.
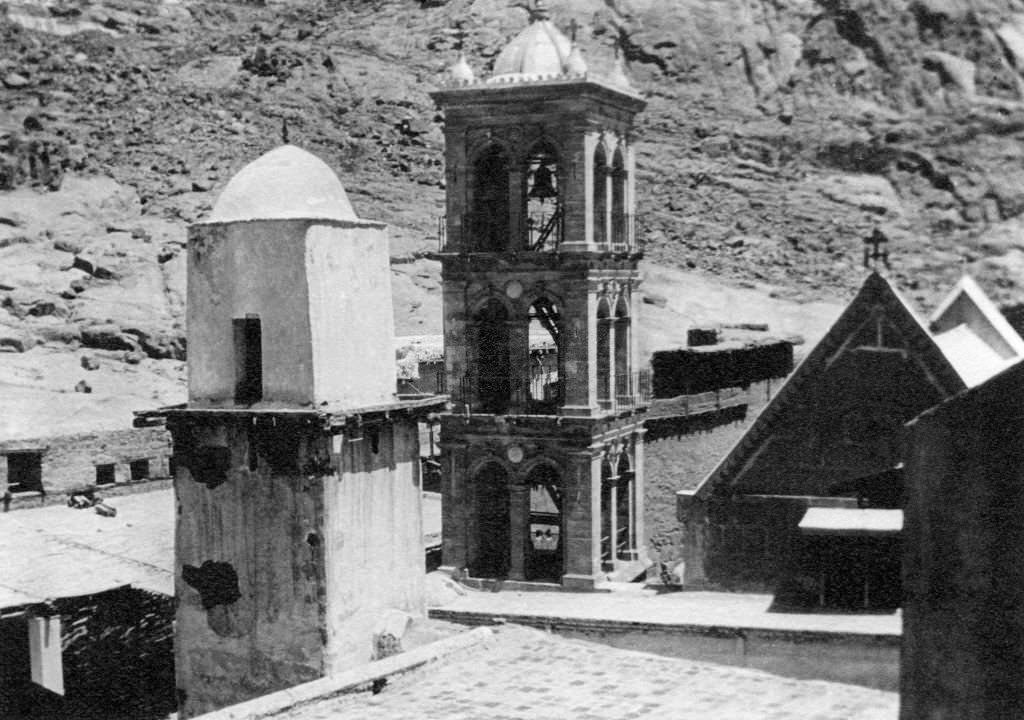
[508,318,530,413]
[560,281,596,415]
[608,471,619,564]
[632,427,646,554]
[508,483,529,581]
[439,441,469,576]
[562,451,602,589]
[508,165,524,252]
[560,130,591,252]
[606,317,617,407]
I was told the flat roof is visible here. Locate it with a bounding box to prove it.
[799,508,904,537]
[0,488,445,612]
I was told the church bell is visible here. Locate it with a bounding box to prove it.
[528,164,558,201]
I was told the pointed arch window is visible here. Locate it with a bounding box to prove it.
[592,144,608,247]
[524,141,562,251]
[597,298,612,406]
[611,147,628,248]
[527,297,561,413]
[471,145,510,252]
[614,296,631,403]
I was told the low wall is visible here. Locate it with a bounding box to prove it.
[429,610,899,691]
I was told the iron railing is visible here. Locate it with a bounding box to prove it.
[452,370,564,415]
[598,369,652,411]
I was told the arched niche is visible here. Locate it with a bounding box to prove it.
[470,145,510,252]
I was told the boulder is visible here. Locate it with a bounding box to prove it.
[922,51,975,97]
[80,323,139,352]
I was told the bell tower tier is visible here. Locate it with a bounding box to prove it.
[431,7,650,590]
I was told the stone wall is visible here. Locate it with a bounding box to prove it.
[0,427,171,506]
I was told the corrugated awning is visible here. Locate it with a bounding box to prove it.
[799,507,903,537]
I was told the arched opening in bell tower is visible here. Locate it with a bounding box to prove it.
[596,298,612,407]
[614,296,631,404]
[470,462,510,578]
[472,298,511,414]
[471,145,510,252]
[592,144,608,247]
[524,141,561,251]
[525,463,563,582]
[527,297,561,413]
[611,146,628,248]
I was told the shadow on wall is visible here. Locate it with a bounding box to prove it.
[0,587,175,720]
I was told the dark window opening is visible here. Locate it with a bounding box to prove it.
[611,147,628,247]
[129,459,150,481]
[470,146,510,252]
[233,316,263,405]
[472,299,511,414]
[6,452,42,493]
[96,463,116,486]
[471,462,510,579]
[597,300,611,404]
[367,427,381,454]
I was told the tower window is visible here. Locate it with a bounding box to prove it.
[234,316,263,405]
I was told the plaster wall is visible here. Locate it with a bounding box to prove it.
[174,422,328,718]
[324,419,424,669]
[305,223,395,407]
[187,221,314,406]
[173,416,426,718]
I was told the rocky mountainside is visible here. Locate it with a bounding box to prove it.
[3,0,1024,431]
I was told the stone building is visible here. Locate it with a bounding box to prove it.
[677,272,1024,608]
[154,145,444,717]
[0,427,171,509]
[431,7,650,590]
[901,357,1024,719]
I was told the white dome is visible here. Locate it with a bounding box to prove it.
[449,52,476,84]
[489,19,572,83]
[209,144,357,223]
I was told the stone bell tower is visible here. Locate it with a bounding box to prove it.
[154,145,445,717]
[431,5,649,590]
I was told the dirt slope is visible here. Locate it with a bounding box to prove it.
[2,0,1023,430]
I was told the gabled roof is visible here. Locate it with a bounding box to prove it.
[928,275,1024,387]
[683,272,967,502]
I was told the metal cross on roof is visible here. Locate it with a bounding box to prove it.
[863,227,891,270]
[568,18,579,42]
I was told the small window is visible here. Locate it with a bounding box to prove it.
[96,464,116,486]
[129,459,150,482]
[6,452,43,493]
[234,316,263,405]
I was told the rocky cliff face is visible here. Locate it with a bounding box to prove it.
[2,0,1023,428]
